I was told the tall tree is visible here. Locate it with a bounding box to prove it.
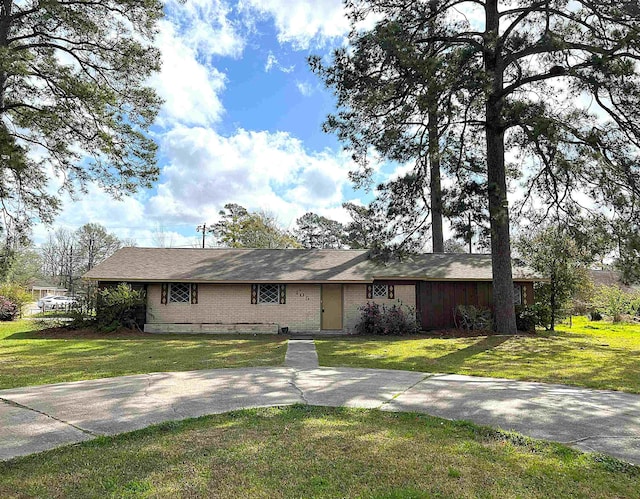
[211,204,300,249]
[75,223,121,272]
[324,1,640,333]
[240,211,300,249]
[41,228,78,290]
[310,3,477,253]
[517,224,592,330]
[211,204,251,248]
[120,237,138,248]
[342,193,430,254]
[41,223,120,291]
[443,238,466,254]
[0,0,163,236]
[612,221,640,285]
[151,223,175,248]
[342,202,387,249]
[294,212,346,249]
[444,177,491,253]
[4,246,42,286]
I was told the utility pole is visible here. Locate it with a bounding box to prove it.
[196,223,209,248]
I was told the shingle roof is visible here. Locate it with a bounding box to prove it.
[589,270,640,291]
[84,247,539,283]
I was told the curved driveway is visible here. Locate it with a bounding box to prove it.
[1,340,639,464]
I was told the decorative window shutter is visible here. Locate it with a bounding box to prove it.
[279,284,286,304]
[388,285,395,299]
[366,284,373,299]
[161,283,168,305]
[251,284,258,304]
[191,284,198,304]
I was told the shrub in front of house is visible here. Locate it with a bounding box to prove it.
[514,304,539,332]
[355,302,381,335]
[96,283,145,332]
[355,302,419,335]
[455,305,494,332]
[0,295,19,321]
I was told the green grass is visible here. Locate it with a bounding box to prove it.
[0,320,286,389]
[316,316,640,393]
[0,406,637,498]
[30,310,81,318]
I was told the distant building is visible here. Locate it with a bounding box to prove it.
[29,280,67,300]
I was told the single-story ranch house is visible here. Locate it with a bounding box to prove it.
[84,247,536,334]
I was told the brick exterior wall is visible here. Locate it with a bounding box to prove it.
[146,282,417,333]
[343,284,416,331]
[147,283,322,331]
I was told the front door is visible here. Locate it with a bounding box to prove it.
[321,284,343,330]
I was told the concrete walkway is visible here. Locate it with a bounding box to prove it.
[284,339,319,368]
[1,339,639,465]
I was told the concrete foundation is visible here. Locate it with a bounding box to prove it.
[143,323,279,334]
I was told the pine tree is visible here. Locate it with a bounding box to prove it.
[0,0,163,235]
[317,1,640,333]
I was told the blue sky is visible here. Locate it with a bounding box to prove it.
[35,0,388,248]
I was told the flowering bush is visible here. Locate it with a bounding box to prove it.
[355,302,419,335]
[0,295,19,321]
[0,283,31,316]
[354,302,381,335]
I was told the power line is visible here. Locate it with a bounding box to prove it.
[196,223,212,248]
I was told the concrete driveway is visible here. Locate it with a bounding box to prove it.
[1,340,639,464]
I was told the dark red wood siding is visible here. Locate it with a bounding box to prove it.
[417,281,532,330]
[522,282,534,305]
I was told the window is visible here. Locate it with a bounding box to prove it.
[513,284,523,305]
[169,283,190,303]
[258,284,279,303]
[373,284,388,298]
[366,283,395,300]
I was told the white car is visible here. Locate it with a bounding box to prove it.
[37,295,79,310]
[36,295,57,308]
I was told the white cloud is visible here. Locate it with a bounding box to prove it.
[265,51,278,71]
[240,0,349,48]
[32,184,146,242]
[31,181,210,248]
[265,51,295,73]
[37,126,362,245]
[146,126,356,226]
[30,1,375,246]
[150,20,227,127]
[165,0,245,59]
[296,81,314,96]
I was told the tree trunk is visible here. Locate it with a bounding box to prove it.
[428,108,444,253]
[485,0,516,334]
[426,3,443,254]
[550,275,556,331]
[0,1,13,111]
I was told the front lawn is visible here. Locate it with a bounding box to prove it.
[0,406,637,498]
[316,316,640,393]
[0,320,287,389]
